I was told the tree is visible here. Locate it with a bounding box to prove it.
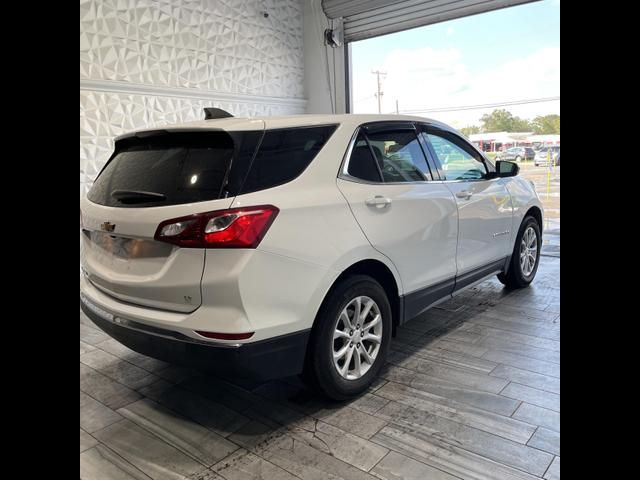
[479,109,532,132]
[460,125,480,137]
[531,114,560,134]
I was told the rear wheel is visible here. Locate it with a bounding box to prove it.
[498,215,541,288]
[302,275,392,400]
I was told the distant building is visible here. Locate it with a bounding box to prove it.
[468,132,560,152]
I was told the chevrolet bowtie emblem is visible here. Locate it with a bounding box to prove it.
[101,222,116,232]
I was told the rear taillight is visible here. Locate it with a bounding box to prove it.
[154,205,279,248]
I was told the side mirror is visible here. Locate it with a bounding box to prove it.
[495,160,519,177]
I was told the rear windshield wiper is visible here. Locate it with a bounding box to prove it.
[111,190,167,204]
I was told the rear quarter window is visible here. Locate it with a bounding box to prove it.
[240,125,337,195]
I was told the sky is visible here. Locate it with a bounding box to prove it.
[350,0,560,128]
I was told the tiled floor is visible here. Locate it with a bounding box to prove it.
[80,256,560,480]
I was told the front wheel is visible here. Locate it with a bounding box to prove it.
[498,216,541,288]
[515,155,522,162]
[302,275,392,400]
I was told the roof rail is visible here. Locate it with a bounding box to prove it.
[204,107,233,120]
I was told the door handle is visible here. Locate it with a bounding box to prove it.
[456,190,473,200]
[365,195,392,208]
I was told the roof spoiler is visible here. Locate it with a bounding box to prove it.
[204,107,233,120]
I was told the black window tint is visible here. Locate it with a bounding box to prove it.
[366,130,431,183]
[240,125,337,194]
[347,133,382,182]
[222,131,262,197]
[88,132,238,208]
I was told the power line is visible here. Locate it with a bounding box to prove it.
[390,96,560,114]
[355,94,376,103]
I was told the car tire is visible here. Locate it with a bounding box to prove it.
[497,215,542,289]
[515,155,522,162]
[302,275,392,400]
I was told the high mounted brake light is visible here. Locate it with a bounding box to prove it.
[154,205,279,248]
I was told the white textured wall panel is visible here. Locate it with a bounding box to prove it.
[80,0,306,194]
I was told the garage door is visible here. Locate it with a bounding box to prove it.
[322,0,540,42]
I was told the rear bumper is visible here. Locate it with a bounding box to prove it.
[81,298,310,380]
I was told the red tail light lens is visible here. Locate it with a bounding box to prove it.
[154,205,279,248]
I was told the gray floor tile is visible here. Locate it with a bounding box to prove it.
[94,419,206,479]
[375,381,535,444]
[391,343,499,373]
[212,449,298,480]
[471,314,560,341]
[81,323,110,346]
[80,391,123,433]
[138,382,250,438]
[375,403,553,476]
[96,338,169,373]
[428,338,489,357]
[81,428,99,453]
[81,363,142,409]
[259,434,378,480]
[390,355,509,394]
[463,324,560,352]
[483,350,560,378]
[478,336,560,364]
[118,398,239,467]
[81,445,152,480]
[544,456,560,480]
[315,404,388,439]
[380,364,520,416]
[372,424,542,480]
[288,419,389,471]
[482,303,560,322]
[501,383,560,412]
[513,403,560,432]
[528,427,560,455]
[81,349,158,390]
[491,365,560,394]
[372,451,460,480]
[155,365,199,384]
[81,341,96,355]
[348,393,391,415]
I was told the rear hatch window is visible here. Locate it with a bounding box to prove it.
[88,131,262,208]
[88,126,337,208]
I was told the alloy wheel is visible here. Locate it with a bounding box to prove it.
[520,226,538,276]
[332,296,383,380]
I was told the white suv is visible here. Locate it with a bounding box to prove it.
[80,112,543,400]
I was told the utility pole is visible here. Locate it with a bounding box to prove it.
[395,99,399,114]
[371,70,386,114]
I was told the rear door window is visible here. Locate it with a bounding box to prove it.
[365,129,432,182]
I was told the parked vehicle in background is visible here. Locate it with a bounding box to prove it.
[497,146,535,162]
[534,146,560,166]
[80,112,544,400]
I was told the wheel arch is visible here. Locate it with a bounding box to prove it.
[525,205,543,233]
[311,258,402,343]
